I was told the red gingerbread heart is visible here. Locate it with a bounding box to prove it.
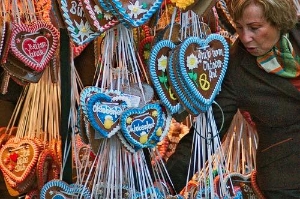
[0,138,41,184]
[10,21,59,72]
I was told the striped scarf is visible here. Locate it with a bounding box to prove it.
[257,34,300,78]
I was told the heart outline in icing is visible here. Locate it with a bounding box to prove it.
[0,138,40,184]
[120,103,164,151]
[40,179,91,199]
[10,21,59,72]
[149,40,183,115]
[86,92,131,138]
[178,34,229,111]
[167,49,200,116]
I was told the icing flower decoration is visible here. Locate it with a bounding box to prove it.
[187,53,198,70]
[128,1,148,19]
[94,5,104,19]
[74,20,94,41]
[104,12,113,20]
[157,55,167,72]
[187,53,199,86]
[157,55,169,90]
[94,5,102,14]
[152,110,158,117]
[126,117,132,124]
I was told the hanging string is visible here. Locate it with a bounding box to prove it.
[24,0,37,22]
[168,7,178,41]
[5,86,29,135]
[11,0,21,24]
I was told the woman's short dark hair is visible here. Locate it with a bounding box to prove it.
[229,0,298,34]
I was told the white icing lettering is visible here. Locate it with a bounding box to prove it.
[203,59,222,81]
[14,148,30,173]
[24,41,48,60]
[127,121,155,133]
[92,102,122,118]
[70,1,84,17]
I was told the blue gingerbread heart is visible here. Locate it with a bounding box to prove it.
[167,49,201,116]
[178,34,229,112]
[119,103,164,151]
[86,92,131,138]
[149,40,184,115]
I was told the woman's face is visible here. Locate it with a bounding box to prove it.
[235,3,281,56]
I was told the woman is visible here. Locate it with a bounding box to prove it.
[213,0,300,198]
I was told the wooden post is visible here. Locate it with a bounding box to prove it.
[59,28,72,184]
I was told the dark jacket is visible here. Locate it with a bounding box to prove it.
[213,24,300,190]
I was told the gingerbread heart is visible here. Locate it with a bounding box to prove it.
[178,34,229,111]
[3,166,36,193]
[60,0,101,45]
[109,0,164,27]
[167,49,200,116]
[0,138,40,184]
[40,179,91,199]
[149,40,183,115]
[215,0,236,35]
[77,146,95,168]
[75,146,97,184]
[36,149,59,190]
[86,92,131,138]
[10,21,59,72]
[119,103,164,150]
[3,52,44,84]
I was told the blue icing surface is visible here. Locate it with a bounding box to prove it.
[120,103,163,150]
[53,194,66,199]
[94,103,123,124]
[128,116,155,137]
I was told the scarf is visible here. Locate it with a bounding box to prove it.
[257,34,300,78]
